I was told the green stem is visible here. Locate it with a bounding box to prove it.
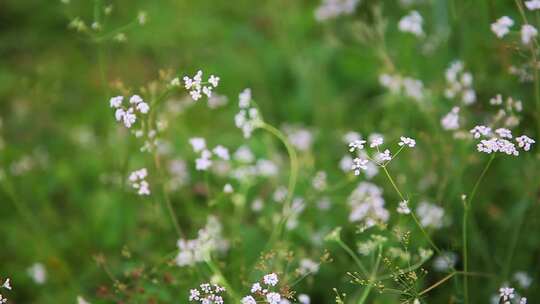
[381,166,442,256]
[336,239,369,277]
[206,260,240,302]
[463,154,495,304]
[258,122,299,235]
[358,246,382,304]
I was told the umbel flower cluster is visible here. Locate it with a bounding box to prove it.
[470,126,535,156]
[182,70,220,101]
[175,216,229,267]
[128,168,150,195]
[109,95,150,128]
[235,88,262,138]
[189,283,226,304]
[348,134,415,176]
[241,273,288,304]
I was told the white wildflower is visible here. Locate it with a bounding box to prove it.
[190,138,207,153]
[441,107,460,130]
[398,11,424,37]
[314,0,360,21]
[398,136,416,147]
[263,273,279,286]
[416,201,444,229]
[491,16,514,38]
[266,292,281,304]
[352,158,369,175]
[129,168,150,195]
[516,135,535,151]
[397,200,411,214]
[521,24,538,45]
[526,0,540,10]
[470,125,491,138]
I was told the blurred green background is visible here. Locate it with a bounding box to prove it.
[0,0,539,303]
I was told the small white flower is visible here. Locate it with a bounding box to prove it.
[441,107,460,130]
[369,135,384,147]
[241,296,257,304]
[526,0,540,10]
[495,128,513,139]
[516,135,535,151]
[239,88,252,108]
[129,94,144,104]
[491,16,514,38]
[266,292,281,304]
[397,200,411,214]
[209,75,220,87]
[2,279,11,290]
[470,125,491,138]
[298,294,310,304]
[398,136,416,147]
[213,145,230,160]
[129,168,150,195]
[349,139,366,152]
[223,183,233,193]
[398,11,424,37]
[521,24,538,45]
[189,138,207,153]
[375,149,392,163]
[251,282,262,293]
[195,150,213,171]
[499,286,515,301]
[352,158,368,175]
[514,271,533,289]
[263,273,279,286]
[136,102,150,114]
[109,96,123,108]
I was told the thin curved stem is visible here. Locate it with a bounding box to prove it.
[463,154,495,304]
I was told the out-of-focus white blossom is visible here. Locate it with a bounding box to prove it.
[491,16,514,38]
[314,0,360,21]
[176,217,229,267]
[526,0,540,10]
[398,11,424,37]
[348,182,389,228]
[188,283,225,304]
[521,24,538,45]
[27,263,47,284]
[398,136,416,147]
[235,89,262,138]
[441,107,460,130]
[129,168,150,195]
[397,200,411,214]
[416,201,444,229]
[444,61,476,105]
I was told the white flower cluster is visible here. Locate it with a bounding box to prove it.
[183,70,220,101]
[235,89,262,138]
[128,168,150,195]
[491,16,514,38]
[175,216,229,267]
[396,200,411,214]
[348,133,415,176]
[416,201,444,229]
[513,271,533,289]
[379,73,425,101]
[189,283,226,304]
[109,95,150,128]
[227,145,279,181]
[347,182,389,228]
[189,137,230,171]
[242,273,286,304]
[470,125,535,156]
[444,61,476,105]
[1,278,11,304]
[440,106,460,130]
[491,16,538,46]
[314,0,360,22]
[497,286,528,304]
[398,11,424,37]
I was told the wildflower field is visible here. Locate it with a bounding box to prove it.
[2,0,540,303]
